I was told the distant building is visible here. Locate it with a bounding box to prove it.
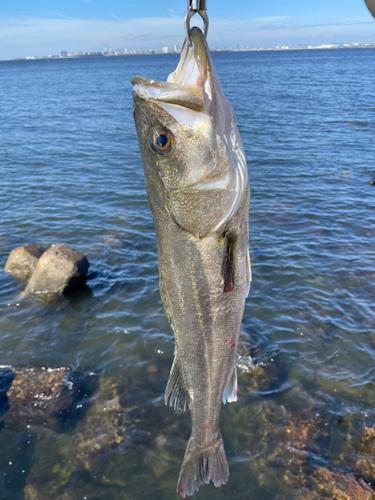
[174,44,180,53]
[162,46,168,54]
[59,51,67,57]
[124,48,129,54]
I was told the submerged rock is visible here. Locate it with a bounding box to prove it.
[23,375,150,499]
[236,331,279,393]
[26,244,89,294]
[297,468,375,500]
[242,387,375,500]
[1,366,73,430]
[351,424,375,485]
[243,391,332,495]
[72,376,147,470]
[5,245,45,277]
[23,427,137,500]
[358,425,375,456]
[283,406,324,457]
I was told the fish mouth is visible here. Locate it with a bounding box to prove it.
[167,27,209,88]
[131,28,210,112]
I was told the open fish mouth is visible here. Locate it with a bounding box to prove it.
[131,28,210,113]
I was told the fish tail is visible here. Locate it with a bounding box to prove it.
[176,434,229,498]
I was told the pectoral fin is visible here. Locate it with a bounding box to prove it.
[222,232,238,293]
[246,248,252,297]
[165,356,190,411]
[222,364,237,404]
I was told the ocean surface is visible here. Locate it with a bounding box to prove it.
[0,48,375,500]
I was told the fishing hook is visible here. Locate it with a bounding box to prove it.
[185,0,209,46]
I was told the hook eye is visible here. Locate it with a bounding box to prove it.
[184,8,209,46]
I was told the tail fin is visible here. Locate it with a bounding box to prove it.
[177,434,229,498]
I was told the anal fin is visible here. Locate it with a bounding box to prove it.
[165,356,190,411]
[222,364,237,404]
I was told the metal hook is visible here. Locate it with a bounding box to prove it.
[185,0,209,46]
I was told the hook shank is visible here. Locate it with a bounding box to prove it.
[188,0,207,9]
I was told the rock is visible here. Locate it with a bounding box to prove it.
[358,425,375,456]
[284,406,325,456]
[1,367,73,430]
[26,244,89,294]
[350,424,375,484]
[5,245,45,276]
[0,367,14,418]
[101,232,126,248]
[243,391,331,496]
[236,331,279,393]
[297,468,375,500]
[370,180,375,186]
[23,376,149,498]
[72,377,149,471]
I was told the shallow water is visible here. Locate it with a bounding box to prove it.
[0,48,375,499]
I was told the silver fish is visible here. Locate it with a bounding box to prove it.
[132,27,251,497]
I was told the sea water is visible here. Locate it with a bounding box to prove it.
[0,49,375,499]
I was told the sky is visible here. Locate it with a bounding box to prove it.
[1,0,375,60]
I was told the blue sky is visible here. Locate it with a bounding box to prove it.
[1,0,375,59]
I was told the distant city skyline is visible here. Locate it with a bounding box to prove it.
[8,41,375,63]
[1,0,375,60]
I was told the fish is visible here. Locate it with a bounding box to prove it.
[364,0,375,19]
[131,27,251,497]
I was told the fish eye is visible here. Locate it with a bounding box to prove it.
[149,129,173,155]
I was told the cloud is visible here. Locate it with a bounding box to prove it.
[168,9,179,19]
[0,13,374,60]
[253,16,290,23]
[83,0,90,3]
[109,13,119,20]
[256,17,375,32]
[46,11,72,19]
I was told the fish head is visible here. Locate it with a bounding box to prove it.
[132,27,248,238]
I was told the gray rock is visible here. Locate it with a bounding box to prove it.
[26,244,89,294]
[5,245,45,276]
